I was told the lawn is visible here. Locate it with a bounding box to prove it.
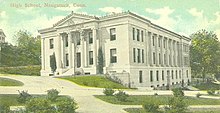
[0,77,24,86]
[193,82,220,90]
[61,76,128,89]
[0,94,70,106]
[95,95,220,105]
[124,108,220,113]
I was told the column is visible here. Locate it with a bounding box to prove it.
[148,32,152,66]
[55,33,61,71]
[160,36,164,66]
[93,28,97,67]
[155,34,158,66]
[80,30,85,67]
[41,38,45,70]
[68,32,72,68]
[166,38,169,67]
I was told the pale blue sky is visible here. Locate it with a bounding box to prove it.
[0,0,220,44]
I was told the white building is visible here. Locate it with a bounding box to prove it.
[39,11,191,88]
[0,29,6,43]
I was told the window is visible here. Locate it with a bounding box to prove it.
[159,53,161,65]
[179,70,181,79]
[156,71,159,81]
[133,28,135,40]
[153,52,156,64]
[163,38,166,48]
[89,51,93,65]
[176,70,178,79]
[65,54,69,67]
[141,30,144,42]
[76,32,80,45]
[89,32,93,44]
[164,54,166,65]
[186,70,189,78]
[152,36,155,46]
[142,49,144,63]
[162,71,164,80]
[150,71,153,82]
[110,28,116,41]
[77,52,81,68]
[133,48,136,62]
[110,49,117,63]
[139,71,143,83]
[158,37,161,47]
[137,29,140,41]
[49,39,54,49]
[137,49,141,63]
[65,36,68,47]
[172,70,174,79]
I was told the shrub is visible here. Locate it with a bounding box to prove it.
[47,89,59,102]
[115,90,129,102]
[166,97,188,113]
[26,98,56,113]
[56,97,78,113]
[17,90,32,103]
[0,105,10,113]
[154,93,158,96]
[196,93,202,98]
[172,88,184,97]
[75,71,81,75]
[207,89,215,95]
[103,88,115,96]
[143,102,159,113]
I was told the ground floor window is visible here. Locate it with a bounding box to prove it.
[77,52,81,68]
[139,71,143,83]
[150,71,153,82]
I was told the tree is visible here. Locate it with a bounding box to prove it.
[50,53,57,74]
[14,30,41,65]
[190,30,220,81]
[97,47,104,74]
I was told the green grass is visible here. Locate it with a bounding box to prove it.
[0,77,24,86]
[61,76,128,89]
[95,95,220,105]
[0,94,70,106]
[193,82,220,90]
[124,108,220,113]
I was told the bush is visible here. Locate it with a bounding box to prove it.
[0,105,10,113]
[47,89,59,102]
[172,88,184,97]
[115,90,129,102]
[17,90,32,103]
[26,97,56,113]
[196,93,202,98]
[103,88,115,96]
[0,65,41,76]
[207,89,215,95]
[56,97,78,113]
[143,102,159,113]
[154,93,158,96]
[165,97,188,113]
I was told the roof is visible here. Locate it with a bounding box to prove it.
[0,29,6,37]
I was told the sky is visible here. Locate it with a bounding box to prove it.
[0,0,220,44]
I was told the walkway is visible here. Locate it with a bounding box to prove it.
[1,75,220,113]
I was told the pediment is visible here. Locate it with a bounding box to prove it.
[53,12,97,28]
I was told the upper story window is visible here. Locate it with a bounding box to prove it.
[153,52,156,64]
[133,28,135,40]
[49,39,54,49]
[142,49,144,63]
[110,28,116,41]
[133,48,136,62]
[141,30,144,42]
[137,49,141,63]
[163,38,166,48]
[65,36,68,47]
[152,35,155,46]
[76,32,80,45]
[89,32,93,44]
[158,37,161,47]
[137,29,140,41]
[110,48,117,63]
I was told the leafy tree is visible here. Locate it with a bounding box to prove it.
[50,53,57,74]
[190,30,220,81]
[47,89,59,102]
[97,47,104,74]
[17,90,32,103]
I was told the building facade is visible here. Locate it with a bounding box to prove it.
[0,29,6,43]
[39,11,191,88]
